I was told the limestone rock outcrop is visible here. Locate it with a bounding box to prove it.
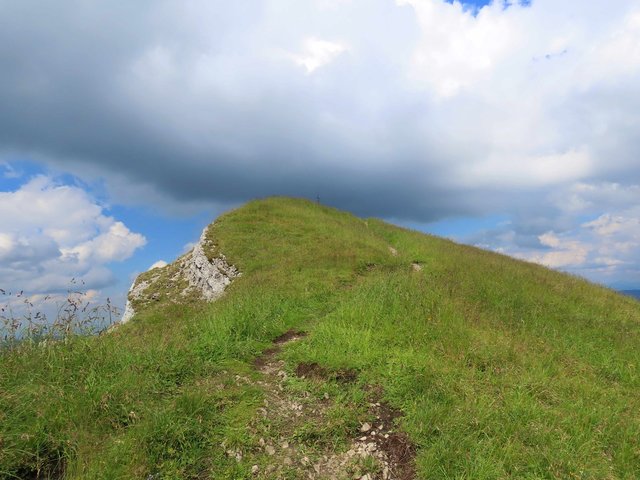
[120,224,239,323]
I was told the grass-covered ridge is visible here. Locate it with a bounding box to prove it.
[1,197,639,479]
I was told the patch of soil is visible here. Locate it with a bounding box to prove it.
[295,363,359,384]
[14,447,66,480]
[253,347,281,369]
[273,329,307,344]
[295,362,328,379]
[335,368,358,384]
[359,386,417,480]
[369,402,417,480]
[253,330,307,368]
[249,331,416,480]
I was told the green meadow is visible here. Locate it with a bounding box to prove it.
[1,197,639,479]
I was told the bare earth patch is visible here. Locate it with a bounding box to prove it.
[295,362,358,385]
[248,330,416,479]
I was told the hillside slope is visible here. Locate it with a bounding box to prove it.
[1,197,639,479]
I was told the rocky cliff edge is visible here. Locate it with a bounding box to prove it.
[121,223,240,323]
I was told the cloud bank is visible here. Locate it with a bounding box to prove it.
[470,183,640,287]
[0,0,639,286]
[0,177,145,294]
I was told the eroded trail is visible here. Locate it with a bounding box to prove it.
[247,329,416,480]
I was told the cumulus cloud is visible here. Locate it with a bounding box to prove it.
[528,232,589,269]
[521,207,640,285]
[148,260,168,271]
[0,0,638,284]
[291,37,347,73]
[0,176,146,294]
[468,184,640,287]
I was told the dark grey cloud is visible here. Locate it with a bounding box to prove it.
[0,0,639,284]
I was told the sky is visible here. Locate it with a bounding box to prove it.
[1,0,639,314]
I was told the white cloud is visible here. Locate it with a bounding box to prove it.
[480,203,640,286]
[148,260,168,270]
[583,213,640,237]
[581,9,640,85]
[0,176,146,294]
[461,148,593,188]
[538,232,562,249]
[291,37,346,73]
[525,232,589,268]
[62,222,146,264]
[399,0,522,98]
[553,182,640,214]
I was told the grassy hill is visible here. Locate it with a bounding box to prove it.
[1,197,639,479]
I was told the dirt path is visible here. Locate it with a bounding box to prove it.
[247,329,416,479]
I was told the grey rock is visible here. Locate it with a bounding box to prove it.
[119,224,239,324]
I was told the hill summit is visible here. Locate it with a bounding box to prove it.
[2,197,639,479]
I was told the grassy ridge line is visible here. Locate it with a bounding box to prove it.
[1,196,639,479]
[0,198,392,478]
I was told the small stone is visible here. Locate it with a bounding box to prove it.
[265,445,276,456]
[281,441,289,449]
[251,465,259,474]
[226,449,242,462]
[284,457,292,465]
[360,475,371,480]
[360,423,371,432]
[359,436,368,441]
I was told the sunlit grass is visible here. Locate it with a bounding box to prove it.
[1,197,638,478]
